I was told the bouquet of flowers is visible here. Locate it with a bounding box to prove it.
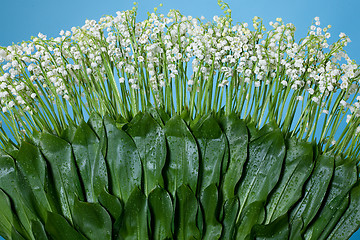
[0,1,359,239]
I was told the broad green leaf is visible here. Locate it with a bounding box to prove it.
[98,188,123,220]
[0,151,36,238]
[200,184,222,239]
[117,187,149,240]
[127,112,166,195]
[305,158,357,240]
[104,116,142,202]
[265,138,314,223]
[39,132,84,222]
[289,218,304,240]
[59,124,77,143]
[0,189,17,239]
[164,115,199,197]
[148,187,173,240]
[72,120,108,203]
[4,140,19,158]
[221,197,240,239]
[72,198,112,240]
[11,228,26,240]
[174,185,201,240]
[327,182,360,239]
[316,194,349,240]
[192,115,226,193]
[289,153,334,231]
[218,113,248,200]
[156,108,170,124]
[16,142,53,221]
[45,212,87,240]
[237,128,285,218]
[88,111,108,158]
[146,105,170,127]
[250,214,289,240]
[236,201,265,239]
[31,220,48,240]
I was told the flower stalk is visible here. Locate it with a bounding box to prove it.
[0,1,359,159]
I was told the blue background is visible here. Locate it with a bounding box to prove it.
[0,0,359,239]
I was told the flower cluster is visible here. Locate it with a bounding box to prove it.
[0,2,359,158]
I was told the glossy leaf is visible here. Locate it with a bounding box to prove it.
[98,188,123,220]
[236,201,265,239]
[39,132,84,223]
[45,212,87,240]
[0,150,36,238]
[192,115,226,193]
[104,116,142,202]
[0,189,17,239]
[88,112,108,158]
[72,199,112,240]
[16,142,53,220]
[164,115,199,197]
[127,112,166,195]
[305,158,357,240]
[221,197,240,239]
[289,153,334,231]
[218,113,248,200]
[250,214,289,240]
[327,182,360,239]
[237,128,285,217]
[174,185,201,240]
[265,138,314,223]
[117,187,149,240]
[200,184,222,239]
[148,187,173,240]
[31,220,49,240]
[72,120,108,203]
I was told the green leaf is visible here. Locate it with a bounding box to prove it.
[148,187,174,240]
[31,220,49,240]
[308,195,349,240]
[0,150,36,238]
[117,187,149,240]
[289,153,334,231]
[72,198,112,240]
[221,197,240,239]
[11,228,26,240]
[146,105,170,127]
[72,120,108,203]
[39,132,84,223]
[327,182,360,239]
[218,113,248,200]
[265,138,314,223]
[305,158,357,240]
[250,214,289,240]
[16,142,53,221]
[236,201,265,239]
[164,115,199,197]
[88,112,108,161]
[59,124,77,143]
[192,115,226,193]
[98,188,123,220]
[174,185,201,240]
[237,128,285,218]
[45,212,87,240]
[104,116,142,202]
[0,189,17,239]
[289,218,304,240]
[200,184,222,239]
[127,112,166,195]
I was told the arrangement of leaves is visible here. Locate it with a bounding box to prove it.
[0,110,359,240]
